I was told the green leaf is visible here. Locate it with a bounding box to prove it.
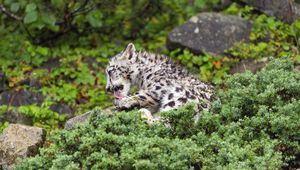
[51,0,65,9]
[36,47,49,56]
[24,11,38,24]
[10,3,20,12]
[4,0,13,5]
[257,42,267,51]
[41,13,57,26]
[35,21,46,30]
[25,3,37,13]
[48,25,60,32]
[282,45,290,51]
[86,11,103,28]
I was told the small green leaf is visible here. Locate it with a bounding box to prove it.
[86,11,103,28]
[24,11,38,24]
[36,47,49,56]
[25,3,37,13]
[4,0,13,5]
[42,13,57,26]
[35,22,46,30]
[49,25,60,32]
[257,42,267,51]
[10,3,20,12]
[51,0,65,8]
[282,45,290,51]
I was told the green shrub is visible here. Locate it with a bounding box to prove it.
[15,59,300,169]
[0,0,223,129]
[0,0,217,48]
[169,49,229,84]
[225,12,300,63]
[2,0,299,131]
[0,104,66,130]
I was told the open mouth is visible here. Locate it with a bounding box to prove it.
[112,85,124,100]
[113,90,124,100]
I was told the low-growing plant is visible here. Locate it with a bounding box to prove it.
[169,49,229,84]
[0,103,66,130]
[15,58,300,169]
[2,0,299,133]
[291,20,300,49]
[226,12,299,62]
[0,106,10,133]
[18,103,66,129]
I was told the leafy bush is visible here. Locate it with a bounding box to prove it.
[224,5,300,63]
[1,0,224,129]
[15,59,300,169]
[0,104,66,130]
[169,49,230,84]
[1,0,218,48]
[2,0,300,130]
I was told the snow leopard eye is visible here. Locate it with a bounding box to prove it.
[107,70,113,77]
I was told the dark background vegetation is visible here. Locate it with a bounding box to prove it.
[0,0,299,169]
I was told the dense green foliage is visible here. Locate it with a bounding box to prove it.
[15,59,300,169]
[0,0,225,131]
[1,1,300,168]
[1,0,300,131]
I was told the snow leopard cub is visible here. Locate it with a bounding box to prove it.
[105,43,215,124]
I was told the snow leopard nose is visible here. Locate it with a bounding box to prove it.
[112,85,124,91]
[106,86,112,92]
[106,85,123,92]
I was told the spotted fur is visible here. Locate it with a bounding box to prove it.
[105,43,215,124]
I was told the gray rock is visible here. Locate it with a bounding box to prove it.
[167,12,252,55]
[64,111,93,130]
[230,59,267,74]
[0,71,6,93]
[0,89,74,118]
[239,0,300,23]
[50,103,73,118]
[0,90,44,106]
[0,124,46,170]
[0,110,32,126]
[213,0,233,11]
[64,107,117,130]
[295,64,300,71]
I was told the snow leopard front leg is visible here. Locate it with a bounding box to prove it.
[114,90,160,112]
[114,90,160,124]
[113,95,140,110]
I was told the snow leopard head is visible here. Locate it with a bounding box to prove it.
[105,43,137,99]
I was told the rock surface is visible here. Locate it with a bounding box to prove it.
[230,59,267,74]
[239,0,300,23]
[0,110,32,126]
[64,107,117,130]
[0,71,6,93]
[167,12,252,55]
[0,89,73,124]
[0,124,46,170]
[50,103,74,118]
[0,90,44,106]
[64,111,93,130]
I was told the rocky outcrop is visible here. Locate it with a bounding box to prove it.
[0,71,6,93]
[239,0,300,23]
[0,110,32,126]
[167,12,252,55]
[50,103,74,118]
[64,111,93,130]
[0,124,46,170]
[64,107,117,130]
[0,89,73,125]
[230,59,267,74]
[0,90,44,106]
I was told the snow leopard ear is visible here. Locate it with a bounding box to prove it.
[121,43,136,59]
